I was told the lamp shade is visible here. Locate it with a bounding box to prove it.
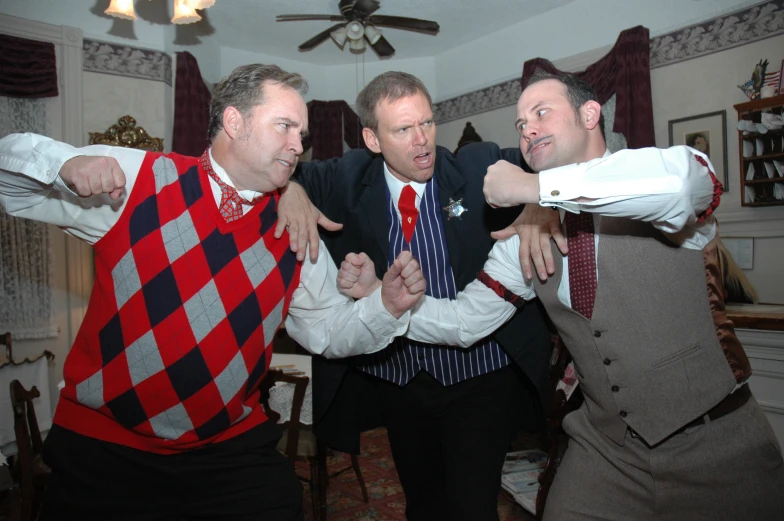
[172,0,202,24]
[330,26,348,47]
[105,0,137,20]
[363,24,382,45]
[346,20,364,40]
[349,38,366,51]
[186,0,215,8]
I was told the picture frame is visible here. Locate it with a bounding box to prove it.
[668,110,728,193]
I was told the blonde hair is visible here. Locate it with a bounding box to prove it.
[716,238,758,303]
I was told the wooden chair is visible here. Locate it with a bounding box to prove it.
[10,379,52,521]
[535,337,583,519]
[260,369,368,521]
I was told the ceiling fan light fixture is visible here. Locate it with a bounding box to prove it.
[105,0,137,20]
[185,0,215,8]
[349,37,366,51]
[330,26,348,47]
[363,24,382,45]
[346,20,365,40]
[172,0,203,24]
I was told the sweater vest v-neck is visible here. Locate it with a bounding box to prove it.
[358,176,510,387]
[54,151,302,454]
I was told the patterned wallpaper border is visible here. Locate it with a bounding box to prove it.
[83,39,172,86]
[434,0,784,123]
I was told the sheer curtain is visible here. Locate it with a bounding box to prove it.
[0,34,59,339]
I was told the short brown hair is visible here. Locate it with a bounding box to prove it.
[523,69,605,140]
[207,64,308,141]
[355,71,432,132]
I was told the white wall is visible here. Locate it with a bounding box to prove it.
[434,0,763,101]
[83,72,169,148]
[652,34,784,304]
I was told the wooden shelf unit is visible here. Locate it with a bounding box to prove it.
[734,94,784,206]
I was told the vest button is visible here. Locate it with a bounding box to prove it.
[593,331,601,338]
[611,385,620,392]
[619,410,628,418]
[603,358,611,366]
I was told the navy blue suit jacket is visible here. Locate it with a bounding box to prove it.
[294,142,552,453]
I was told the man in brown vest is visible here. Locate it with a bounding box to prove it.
[338,69,784,519]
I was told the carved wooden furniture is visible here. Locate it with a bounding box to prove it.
[89,115,163,151]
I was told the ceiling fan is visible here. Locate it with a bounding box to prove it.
[276,0,440,58]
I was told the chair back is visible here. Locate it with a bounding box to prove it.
[10,379,50,521]
[261,369,310,462]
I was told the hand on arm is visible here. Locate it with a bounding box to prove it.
[491,204,567,281]
[275,181,343,262]
[337,252,381,299]
[483,160,540,208]
[60,156,126,200]
[381,251,426,319]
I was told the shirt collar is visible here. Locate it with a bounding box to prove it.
[383,161,427,208]
[208,148,265,200]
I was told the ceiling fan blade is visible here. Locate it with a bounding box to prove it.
[299,23,347,51]
[277,14,345,22]
[367,15,440,34]
[369,34,395,58]
[353,0,381,16]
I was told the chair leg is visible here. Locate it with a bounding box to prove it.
[350,454,369,503]
[309,459,320,521]
[317,440,328,521]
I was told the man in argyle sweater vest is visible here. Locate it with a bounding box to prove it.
[0,64,425,521]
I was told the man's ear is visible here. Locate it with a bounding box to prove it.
[222,106,243,140]
[581,101,602,131]
[363,127,381,154]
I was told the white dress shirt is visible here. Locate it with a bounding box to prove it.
[0,133,408,359]
[404,146,720,347]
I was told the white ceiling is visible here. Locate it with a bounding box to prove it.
[183,0,579,65]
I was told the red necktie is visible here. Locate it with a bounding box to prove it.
[398,185,419,243]
[565,211,597,319]
[201,151,265,223]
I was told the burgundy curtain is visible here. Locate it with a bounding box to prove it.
[0,33,58,98]
[521,26,654,149]
[304,100,367,160]
[173,51,211,156]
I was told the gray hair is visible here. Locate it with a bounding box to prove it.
[208,64,308,141]
[355,71,432,132]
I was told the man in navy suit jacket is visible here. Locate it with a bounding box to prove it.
[286,72,552,521]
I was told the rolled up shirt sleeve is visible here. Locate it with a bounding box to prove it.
[285,241,411,358]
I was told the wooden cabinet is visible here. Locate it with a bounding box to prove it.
[733,94,784,207]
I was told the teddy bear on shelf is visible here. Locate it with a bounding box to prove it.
[738,59,769,100]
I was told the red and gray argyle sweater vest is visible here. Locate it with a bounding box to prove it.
[54,151,302,454]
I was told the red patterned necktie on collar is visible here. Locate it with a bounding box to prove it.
[564,211,597,319]
[398,184,419,243]
[200,151,265,223]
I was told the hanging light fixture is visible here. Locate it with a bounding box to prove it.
[103,1,217,24]
[363,24,382,45]
[330,26,348,48]
[172,0,202,24]
[186,0,215,8]
[104,0,137,20]
[345,21,365,41]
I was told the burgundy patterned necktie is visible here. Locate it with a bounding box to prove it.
[564,211,597,319]
[200,151,265,223]
[398,184,419,243]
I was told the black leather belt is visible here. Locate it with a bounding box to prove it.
[629,385,751,440]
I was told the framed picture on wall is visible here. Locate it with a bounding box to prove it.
[668,110,728,193]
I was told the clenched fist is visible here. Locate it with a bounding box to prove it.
[380,251,426,319]
[61,156,126,200]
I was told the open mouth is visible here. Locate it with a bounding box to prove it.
[277,158,295,168]
[414,152,431,166]
[528,141,549,155]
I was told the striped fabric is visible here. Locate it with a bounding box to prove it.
[358,176,510,387]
